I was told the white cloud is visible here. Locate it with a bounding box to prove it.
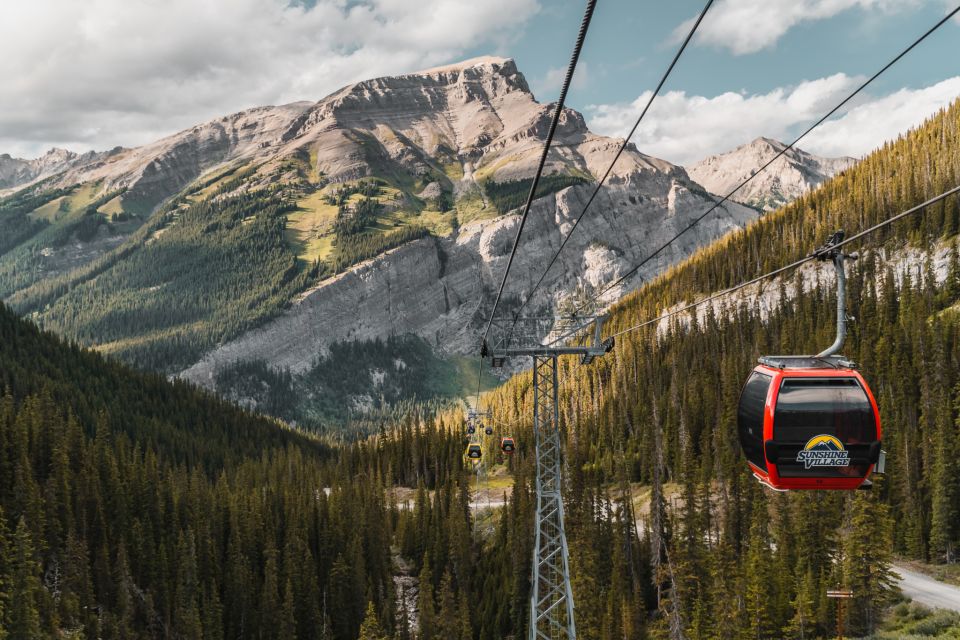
[586,73,863,164]
[675,0,923,55]
[585,75,960,165]
[0,0,539,158]
[802,76,960,156]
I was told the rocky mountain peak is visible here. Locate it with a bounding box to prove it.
[0,146,87,189]
[318,55,534,134]
[688,137,856,211]
[334,56,531,104]
[40,146,75,159]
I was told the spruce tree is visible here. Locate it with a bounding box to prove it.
[416,556,437,640]
[8,517,41,639]
[0,506,8,640]
[930,383,960,562]
[842,491,897,636]
[280,578,298,640]
[785,564,816,640]
[174,530,203,639]
[359,601,388,640]
[435,569,458,640]
[743,503,777,639]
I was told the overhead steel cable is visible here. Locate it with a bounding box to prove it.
[578,3,960,315]
[605,184,960,339]
[480,0,597,347]
[509,0,716,323]
[474,356,484,411]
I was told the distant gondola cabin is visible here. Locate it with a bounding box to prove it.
[737,357,882,491]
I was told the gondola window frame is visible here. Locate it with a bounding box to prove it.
[738,370,772,472]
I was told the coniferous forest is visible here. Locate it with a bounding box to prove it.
[2,89,960,640]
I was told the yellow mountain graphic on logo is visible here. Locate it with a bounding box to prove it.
[803,435,845,451]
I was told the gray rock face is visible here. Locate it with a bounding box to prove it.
[0,148,103,189]
[3,55,762,388]
[688,137,856,211]
[50,102,314,210]
[181,174,756,387]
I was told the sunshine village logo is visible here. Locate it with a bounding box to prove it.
[796,434,850,469]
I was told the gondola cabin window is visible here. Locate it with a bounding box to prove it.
[773,378,877,478]
[737,371,771,472]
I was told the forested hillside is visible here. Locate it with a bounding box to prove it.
[0,300,527,640]
[1,57,761,428]
[2,83,958,640]
[214,335,493,427]
[0,96,960,640]
[4,181,314,372]
[480,100,960,637]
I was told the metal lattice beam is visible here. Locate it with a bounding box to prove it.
[485,315,612,640]
[530,354,576,640]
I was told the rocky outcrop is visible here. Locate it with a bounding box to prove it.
[3,55,762,391]
[688,137,855,211]
[182,175,756,387]
[0,147,104,190]
[52,102,314,210]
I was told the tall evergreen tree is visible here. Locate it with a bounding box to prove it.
[843,491,897,636]
[8,517,42,639]
[359,601,388,640]
[416,556,437,640]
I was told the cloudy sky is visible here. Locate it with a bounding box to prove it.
[2,0,958,165]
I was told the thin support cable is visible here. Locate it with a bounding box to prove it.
[480,0,598,346]
[511,0,716,323]
[606,184,960,339]
[583,4,960,314]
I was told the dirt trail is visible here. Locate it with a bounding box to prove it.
[893,564,960,612]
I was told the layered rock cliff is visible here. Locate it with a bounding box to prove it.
[688,137,855,211]
[1,56,759,403]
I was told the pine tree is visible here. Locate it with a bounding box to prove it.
[435,569,458,640]
[456,586,472,640]
[202,580,225,640]
[8,517,41,639]
[743,502,778,639]
[329,550,365,640]
[416,556,437,640]
[930,383,960,562]
[61,530,96,637]
[359,601,388,640]
[784,564,816,640]
[280,578,298,640]
[260,547,283,639]
[843,491,897,636]
[174,530,203,639]
[0,506,9,640]
[113,542,136,639]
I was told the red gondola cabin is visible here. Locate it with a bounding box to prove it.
[737,356,882,491]
[500,437,515,454]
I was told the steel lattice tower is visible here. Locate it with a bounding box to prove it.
[530,354,576,639]
[484,316,613,640]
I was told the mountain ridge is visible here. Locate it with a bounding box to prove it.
[1,56,762,421]
[688,136,856,211]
